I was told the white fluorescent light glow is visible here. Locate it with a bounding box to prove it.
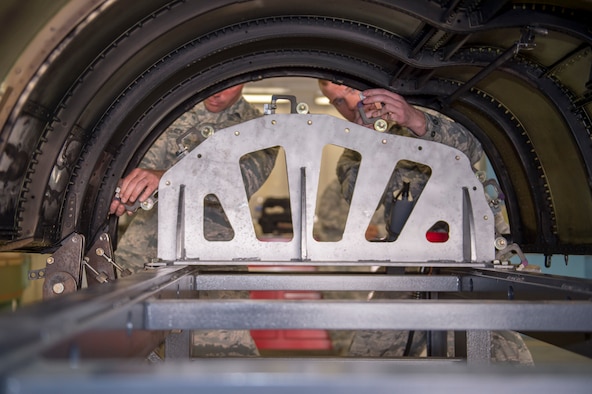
[243,94,274,104]
[314,96,331,106]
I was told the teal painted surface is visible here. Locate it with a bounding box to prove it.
[525,254,592,279]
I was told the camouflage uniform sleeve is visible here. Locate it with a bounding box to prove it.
[419,112,483,166]
[315,179,350,241]
[231,98,278,198]
[139,116,192,170]
[240,146,279,198]
[335,148,362,204]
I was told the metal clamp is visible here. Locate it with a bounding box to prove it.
[264,95,309,115]
[357,94,389,132]
[114,187,158,212]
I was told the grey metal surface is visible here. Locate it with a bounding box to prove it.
[1,265,592,393]
[193,273,461,292]
[158,114,494,264]
[5,359,592,394]
[143,298,592,331]
[0,266,196,374]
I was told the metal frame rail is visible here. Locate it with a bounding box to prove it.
[1,265,592,393]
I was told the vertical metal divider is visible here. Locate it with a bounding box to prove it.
[462,187,476,262]
[300,167,308,261]
[164,275,194,359]
[176,184,186,260]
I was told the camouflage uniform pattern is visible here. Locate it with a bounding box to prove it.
[315,178,386,242]
[115,97,275,357]
[490,330,534,365]
[115,97,275,270]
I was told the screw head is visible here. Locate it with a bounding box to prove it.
[200,125,214,138]
[52,282,65,294]
[494,237,507,250]
[374,119,388,132]
[296,102,309,114]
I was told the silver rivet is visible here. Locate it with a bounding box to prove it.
[345,128,350,133]
[374,119,388,132]
[494,237,507,250]
[46,257,54,265]
[382,139,387,144]
[297,102,309,114]
[271,120,277,125]
[200,125,215,138]
[484,215,489,220]
[307,120,313,125]
[234,131,240,136]
[455,155,461,160]
[53,282,65,294]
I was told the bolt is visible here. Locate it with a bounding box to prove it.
[46,257,54,265]
[374,119,388,132]
[307,120,313,125]
[234,131,240,136]
[96,247,105,256]
[494,237,507,250]
[53,282,65,294]
[297,102,309,114]
[200,125,214,138]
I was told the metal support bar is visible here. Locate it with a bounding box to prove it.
[427,331,448,357]
[0,266,198,374]
[144,299,592,331]
[444,267,592,298]
[165,330,191,359]
[7,359,592,394]
[467,330,492,363]
[193,273,461,292]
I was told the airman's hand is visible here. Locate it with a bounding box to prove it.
[359,88,427,136]
[109,168,164,217]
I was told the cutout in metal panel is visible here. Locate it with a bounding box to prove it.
[245,147,293,240]
[203,194,234,241]
[314,145,361,242]
[383,160,432,243]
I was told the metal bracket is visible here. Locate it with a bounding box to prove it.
[84,232,121,285]
[38,232,85,299]
[264,95,309,115]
